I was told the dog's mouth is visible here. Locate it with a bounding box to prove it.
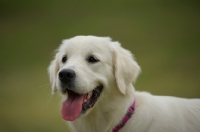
[61,85,103,121]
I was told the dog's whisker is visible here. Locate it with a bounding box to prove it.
[38,84,50,88]
[46,92,53,107]
[39,84,51,91]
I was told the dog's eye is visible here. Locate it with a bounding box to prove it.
[87,55,99,63]
[62,56,67,63]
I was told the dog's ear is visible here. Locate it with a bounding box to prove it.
[113,44,141,94]
[48,54,59,94]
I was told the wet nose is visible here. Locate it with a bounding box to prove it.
[58,69,76,83]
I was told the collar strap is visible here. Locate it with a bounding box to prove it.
[112,100,136,132]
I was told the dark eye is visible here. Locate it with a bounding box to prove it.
[87,55,99,63]
[62,56,67,63]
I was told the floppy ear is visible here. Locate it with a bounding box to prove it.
[113,45,141,94]
[48,54,59,94]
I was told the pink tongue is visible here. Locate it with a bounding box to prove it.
[61,92,85,121]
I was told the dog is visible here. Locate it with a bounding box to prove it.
[48,36,200,132]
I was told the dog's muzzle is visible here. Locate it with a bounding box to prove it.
[58,68,103,121]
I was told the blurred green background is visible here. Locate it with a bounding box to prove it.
[0,0,200,132]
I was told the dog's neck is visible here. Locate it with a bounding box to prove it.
[69,84,136,132]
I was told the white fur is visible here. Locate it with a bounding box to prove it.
[48,36,200,132]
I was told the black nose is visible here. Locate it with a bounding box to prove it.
[58,69,76,83]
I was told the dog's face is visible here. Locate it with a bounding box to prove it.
[48,36,140,121]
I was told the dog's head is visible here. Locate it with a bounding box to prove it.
[48,36,140,121]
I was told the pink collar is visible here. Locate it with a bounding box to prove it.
[112,100,136,132]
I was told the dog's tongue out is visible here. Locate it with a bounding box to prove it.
[61,91,85,121]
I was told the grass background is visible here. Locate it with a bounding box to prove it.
[0,0,200,131]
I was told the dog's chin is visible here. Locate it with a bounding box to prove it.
[61,85,103,121]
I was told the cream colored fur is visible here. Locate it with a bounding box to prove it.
[48,36,200,132]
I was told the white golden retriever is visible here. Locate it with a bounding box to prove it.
[48,36,200,132]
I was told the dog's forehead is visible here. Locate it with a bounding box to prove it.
[60,36,113,55]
